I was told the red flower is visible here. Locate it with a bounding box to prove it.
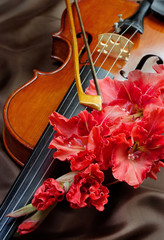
[66,164,109,211]
[49,105,127,171]
[109,111,164,187]
[115,66,164,114]
[32,178,65,211]
[128,64,164,96]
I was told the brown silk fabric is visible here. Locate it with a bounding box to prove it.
[0,0,164,239]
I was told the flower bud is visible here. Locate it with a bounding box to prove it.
[16,204,55,235]
[6,204,37,218]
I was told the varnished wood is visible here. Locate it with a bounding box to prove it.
[3,0,164,165]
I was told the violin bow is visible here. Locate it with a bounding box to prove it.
[65,0,102,111]
[0,2,103,239]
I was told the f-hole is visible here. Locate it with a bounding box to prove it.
[76,32,92,64]
[120,54,163,79]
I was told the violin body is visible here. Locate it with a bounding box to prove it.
[3,0,164,165]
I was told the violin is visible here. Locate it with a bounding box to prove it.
[3,0,164,166]
[0,0,164,239]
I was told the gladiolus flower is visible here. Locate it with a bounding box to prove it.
[32,178,65,211]
[66,164,109,211]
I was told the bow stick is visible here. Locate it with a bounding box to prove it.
[65,0,102,110]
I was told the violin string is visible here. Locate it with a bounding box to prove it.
[78,27,113,77]
[57,21,127,113]
[58,32,111,114]
[0,133,56,222]
[3,156,56,238]
[105,29,138,77]
[69,26,137,118]
[96,23,135,76]
[61,22,133,116]
[78,22,126,78]
[57,25,116,114]
[81,22,134,80]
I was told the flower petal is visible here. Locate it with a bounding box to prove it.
[49,112,78,138]
[111,143,153,187]
[49,136,87,161]
[86,77,121,106]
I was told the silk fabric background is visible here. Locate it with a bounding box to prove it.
[0,0,164,239]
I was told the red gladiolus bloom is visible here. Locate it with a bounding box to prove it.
[49,105,127,171]
[32,178,65,211]
[66,164,109,211]
[110,107,164,187]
